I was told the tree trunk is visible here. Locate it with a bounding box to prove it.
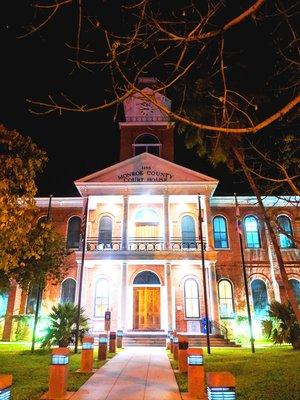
[232,146,300,324]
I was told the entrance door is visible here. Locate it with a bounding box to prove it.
[133,287,160,330]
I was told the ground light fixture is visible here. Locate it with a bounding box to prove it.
[82,342,94,350]
[117,330,124,336]
[187,355,204,365]
[0,375,12,400]
[207,387,236,400]
[99,337,108,344]
[207,371,236,400]
[51,354,69,365]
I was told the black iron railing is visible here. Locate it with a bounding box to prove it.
[211,320,228,340]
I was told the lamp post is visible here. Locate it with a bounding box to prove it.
[74,197,89,354]
[198,195,211,354]
[234,193,255,354]
[31,194,52,353]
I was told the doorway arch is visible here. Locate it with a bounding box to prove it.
[133,271,161,330]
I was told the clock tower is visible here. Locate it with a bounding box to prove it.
[119,78,174,162]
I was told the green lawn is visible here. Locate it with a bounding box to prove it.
[169,346,300,400]
[0,343,115,400]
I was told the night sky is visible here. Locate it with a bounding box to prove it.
[0,2,292,197]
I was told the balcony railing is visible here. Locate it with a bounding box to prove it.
[170,237,206,251]
[85,237,206,252]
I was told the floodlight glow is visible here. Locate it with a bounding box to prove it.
[82,342,94,350]
[207,387,236,400]
[187,355,203,365]
[51,355,69,365]
[0,387,11,400]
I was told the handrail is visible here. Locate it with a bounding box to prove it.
[210,320,228,340]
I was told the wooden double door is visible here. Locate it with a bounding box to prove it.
[133,287,160,330]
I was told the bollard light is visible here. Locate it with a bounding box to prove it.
[117,330,124,337]
[99,337,108,344]
[207,387,236,400]
[173,336,179,344]
[187,355,203,366]
[82,342,94,350]
[51,354,69,365]
[207,371,236,400]
[0,387,11,400]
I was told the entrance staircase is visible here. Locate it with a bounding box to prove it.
[122,332,240,347]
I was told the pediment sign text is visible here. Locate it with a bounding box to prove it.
[117,165,174,182]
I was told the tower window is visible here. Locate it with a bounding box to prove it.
[277,215,294,248]
[244,215,261,248]
[133,134,161,157]
[213,216,229,249]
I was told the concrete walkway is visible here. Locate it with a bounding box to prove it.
[71,347,182,400]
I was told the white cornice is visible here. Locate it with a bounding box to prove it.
[210,196,299,207]
[35,197,83,208]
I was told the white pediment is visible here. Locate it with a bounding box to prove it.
[75,153,218,185]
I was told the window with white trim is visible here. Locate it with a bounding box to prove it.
[94,278,109,318]
[184,278,200,318]
[60,279,76,304]
[218,280,234,318]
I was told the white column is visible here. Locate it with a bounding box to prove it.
[122,195,129,250]
[166,262,173,330]
[120,262,127,331]
[164,194,170,250]
[208,261,220,323]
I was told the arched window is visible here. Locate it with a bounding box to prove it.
[181,215,196,249]
[213,216,229,249]
[244,216,261,248]
[133,271,160,285]
[218,280,234,318]
[60,279,76,304]
[289,279,300,306]
[184,278,200,318]
[98,216,113,245]
[133,134,161,156]
[277,215,294,248]
[134,208,160,238]
[67,216,81,249]
[94,278,109,318]
[251,279,268,316]
[0,292,8,317]
[26,285,41,314]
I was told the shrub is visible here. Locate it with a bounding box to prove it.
[41,303,89,348]
[262,301,300,350]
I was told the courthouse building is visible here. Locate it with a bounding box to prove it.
[1,80,300,343]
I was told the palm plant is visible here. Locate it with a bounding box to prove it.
[262,301,300,350]
[41,303,89,348]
